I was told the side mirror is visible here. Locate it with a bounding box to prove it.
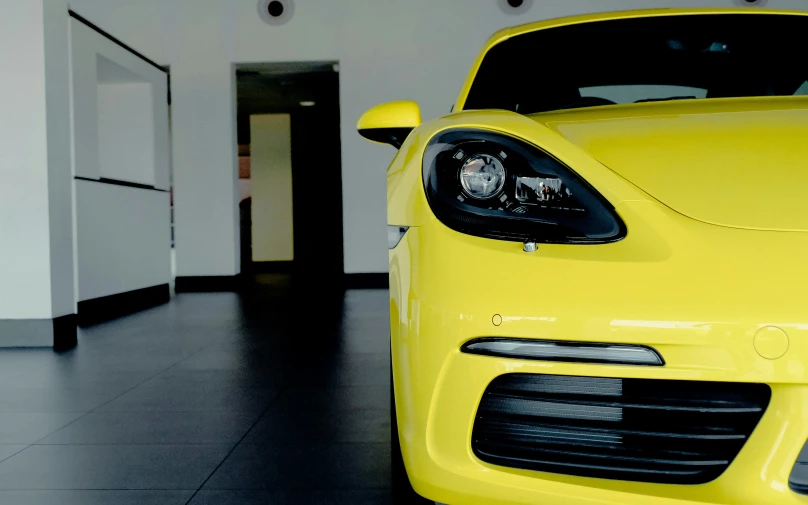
[357,100,421,149]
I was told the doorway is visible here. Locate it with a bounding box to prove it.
[235,62,344,285]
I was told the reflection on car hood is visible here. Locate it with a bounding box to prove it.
[530,97,808,231]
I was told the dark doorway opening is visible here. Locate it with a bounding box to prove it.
[235,62,344,287]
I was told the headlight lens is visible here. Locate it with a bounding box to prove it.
[423,129,625,244]
[459,154,506,199]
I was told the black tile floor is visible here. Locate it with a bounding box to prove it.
[0,275,392,504]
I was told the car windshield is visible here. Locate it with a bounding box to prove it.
[463,14,808,114]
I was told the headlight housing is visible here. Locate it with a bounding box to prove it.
[423,129,626,244]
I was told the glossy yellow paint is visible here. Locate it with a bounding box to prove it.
[356,100,422,144]
[373,7,808,505]
[753,327,790,361]
[391,214,808,504]
[532,97,808,232]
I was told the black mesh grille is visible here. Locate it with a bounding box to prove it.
[472,374,771,484]
[789,440,808,495]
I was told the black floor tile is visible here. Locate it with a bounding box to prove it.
[98,383,278,413]
[0,413,83,444]
[143,369,287,391]
[0,388,123,413]
[0,444,233,489]
[203,443,391,490]
[11,371,154,391]
[49,345,193,374]
[243,408,390,444]
[0,490,194,505]
[189,489,391,504]
[271,385,390,413]
[49,355,191,374]
[38,411,259,445]
[0,277,395,496]
[172,349,278,372]
[0,351,62,373]
[291,353,391,387]
[0,447,28,464]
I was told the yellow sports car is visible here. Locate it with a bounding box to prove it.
[358,8,808,505]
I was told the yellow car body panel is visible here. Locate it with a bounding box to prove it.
[357,100,422,145]
[532,97,808,232]
[391,215,808,504]
[385,7,808,505]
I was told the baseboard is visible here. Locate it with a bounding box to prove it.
[0,314,77,349]
[53,314,78,351]
[344,273,389,289]
[250,261,295,274]
[77,284,170,327]
[175,275,243,293]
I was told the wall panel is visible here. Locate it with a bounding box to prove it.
[74,180,170,301]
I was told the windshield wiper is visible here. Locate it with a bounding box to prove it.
[634,96,698,103]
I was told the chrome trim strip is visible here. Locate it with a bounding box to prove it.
[461,338,665,366]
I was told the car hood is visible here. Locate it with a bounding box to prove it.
[530,98,808,231]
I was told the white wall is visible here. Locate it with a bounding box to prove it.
[0,0,73,320]
[70,18,171,301]
[44,0,75,317]
[96,57,156,185]
[66,0,808,274]
[170,60,241,276]
[74,181,170,300]
[250,114,294,262]
[71,19,169,189]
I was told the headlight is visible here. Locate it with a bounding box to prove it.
[423,129,625,244]
[459,154,506,199]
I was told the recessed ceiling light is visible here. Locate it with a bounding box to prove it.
[300,101,315,107]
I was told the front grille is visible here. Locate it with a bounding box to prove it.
[472,374,770,484]
[790,440,808,495]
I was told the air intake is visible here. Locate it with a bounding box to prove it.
[472,374,770,484]
[790,440,808,494]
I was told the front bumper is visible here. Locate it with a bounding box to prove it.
[400,352,808,505]
[390,202,808,505]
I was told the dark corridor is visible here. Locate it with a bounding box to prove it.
[237,63,344,285]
